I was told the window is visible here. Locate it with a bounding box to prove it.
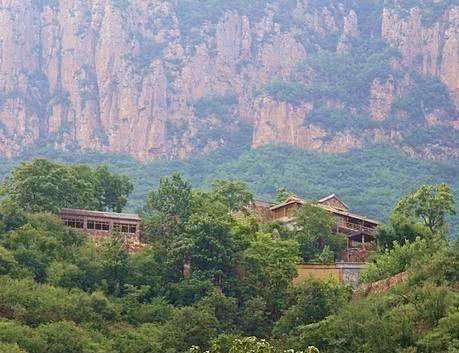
[63,218,84,229]
[87,220,110,231]
[114,223,137,234]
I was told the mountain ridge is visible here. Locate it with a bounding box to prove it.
[0,0,457,161]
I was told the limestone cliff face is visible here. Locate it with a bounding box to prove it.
[382,5,459,108]
[0,0,457,161]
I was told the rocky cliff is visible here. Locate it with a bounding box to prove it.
[0,0,457,161]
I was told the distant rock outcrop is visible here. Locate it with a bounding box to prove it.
[0,0,457,161]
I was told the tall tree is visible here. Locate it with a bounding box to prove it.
[3,159,95,213]
[143,173,192,241]
[393,183,455,234]
[97,234,130,296]
[292,204,346,263]
[242,233,299,321]
[211,179,253,212]
[187,213,238,287]
[3,159,133,214]
[94,165,133,213]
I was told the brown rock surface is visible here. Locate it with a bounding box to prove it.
[382,5,459,109]
[0,0,457,161]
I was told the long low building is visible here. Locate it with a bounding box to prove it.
[59,208,141,243]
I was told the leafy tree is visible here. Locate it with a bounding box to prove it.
[0,199,27,234]
[211,179,253,212]
[1,214,83,281]
[94,165,133,213]
[273,279,351,336]
[393,183,455,234]
[0,277,117,327]
[3,159,96,213]
[143,172,192,241]
[0,343,26,353]
[409,237,459,285]
[197,289,239,333]
[292,204,346,263]
[241,233,299,321]
[377,183,456,250]
[46,260,86,290]
[0,320,44,353]
[97,234,130,296]
[2,159,133,214]
[112,324,162,353]
[145,172,192,222]
[240,296,271,337]
[159,306,218,353]
[35,321,88,353]
[361,236,446,283]
[187,213,238,287]
[125,247,163,300]
[418,309,459,352]
[377,212,431,250]
[0,246,22,277]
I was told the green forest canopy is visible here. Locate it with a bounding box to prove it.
[0,158,457,353]
[1,144,457,230]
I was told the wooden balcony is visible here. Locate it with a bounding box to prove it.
[337,221,377,236]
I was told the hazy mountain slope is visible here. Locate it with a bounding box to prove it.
[0,0,457,161]
[2,144,457,231]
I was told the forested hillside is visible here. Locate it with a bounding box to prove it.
[0,160,457,353]
[0,0,457,160]
[1,1,458,351]
[1,144,457,229]
[1,0,457,234]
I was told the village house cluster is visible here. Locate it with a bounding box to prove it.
[251,194,379,262]
[59,194,379,263]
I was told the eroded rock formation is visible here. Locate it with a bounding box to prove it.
[0,0,457,161]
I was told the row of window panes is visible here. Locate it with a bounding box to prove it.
[63,218,84,229]
[113,223,137,234]
[63,218,137,234]
[87,220,110,231]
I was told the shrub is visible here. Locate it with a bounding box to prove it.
[361,236,445,283]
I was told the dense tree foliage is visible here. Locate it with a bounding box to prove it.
[2,159,133,213]
[2,144,457,233]
[290,204,346,263]
[377,183,455,249]
[0,159,457,353]
[393,183,455,234]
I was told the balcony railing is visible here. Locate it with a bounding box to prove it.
[337,221,377,235]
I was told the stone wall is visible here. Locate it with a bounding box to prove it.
[295,263,367,289]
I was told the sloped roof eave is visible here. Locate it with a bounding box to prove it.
[59,208,141,221]
[269,198,304,211]
[317,193,350,210]
[316,204,380,225]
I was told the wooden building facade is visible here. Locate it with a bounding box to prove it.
[263,194,379,262]
[59,208,142,244]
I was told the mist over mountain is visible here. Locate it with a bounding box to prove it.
[0,0,457,161]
